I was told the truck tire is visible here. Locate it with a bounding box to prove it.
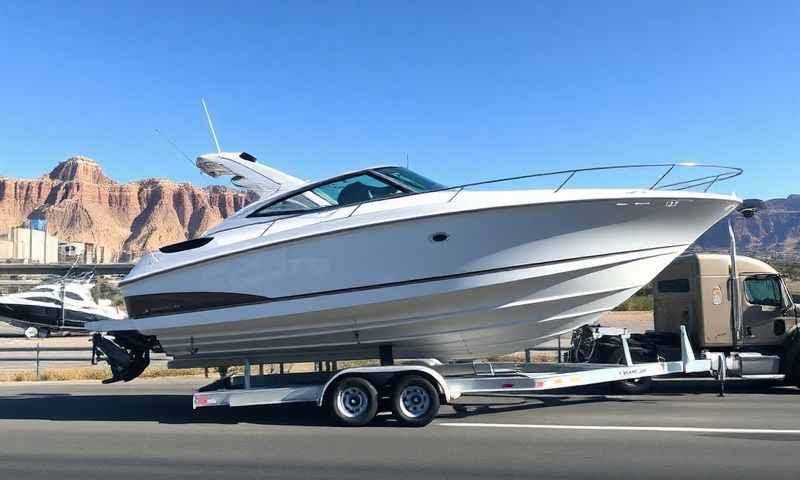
[330,377,379,427]
[391,375,440,427]
[782,334,800,389]
[609,348,654,395]
[789,355,800,389]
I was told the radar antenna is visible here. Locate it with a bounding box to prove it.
[154,129,195,168]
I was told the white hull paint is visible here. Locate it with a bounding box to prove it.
[91,191,739,367]
[162,246,679,367]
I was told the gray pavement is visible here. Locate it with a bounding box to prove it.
[0,378,798,479]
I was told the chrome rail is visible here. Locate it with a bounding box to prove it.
[268,162,741,223]
[444,162,741,203]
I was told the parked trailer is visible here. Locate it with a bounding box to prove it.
[193,326,712,427]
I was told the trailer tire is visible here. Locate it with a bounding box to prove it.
[330,377,379,427]
[391,375,440,427]
[609,348,653,395]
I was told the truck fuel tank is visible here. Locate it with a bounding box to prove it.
[703,351,782,376]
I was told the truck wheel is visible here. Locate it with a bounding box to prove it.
[391,375,440,427]
[609,348,653,395]
[330,377,378,427]
[790,355,800,389]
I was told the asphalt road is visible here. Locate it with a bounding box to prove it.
[0,378,798,479]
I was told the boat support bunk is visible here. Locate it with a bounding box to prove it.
[193,326,711,427]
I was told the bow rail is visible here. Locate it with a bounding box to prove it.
[173,162,743,238]
[442,162,741,204]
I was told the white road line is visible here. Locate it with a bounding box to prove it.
[439,423,800,435]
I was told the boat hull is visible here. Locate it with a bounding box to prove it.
[0,303,102,332]
[91,193,739,367]
[160,246,682,367]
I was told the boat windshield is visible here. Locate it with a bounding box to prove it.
[253,172,404,216]
[252,168,445,217]
[374,167,445,192]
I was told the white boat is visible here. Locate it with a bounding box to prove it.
[0,275,124,337]
[88,152,741,382]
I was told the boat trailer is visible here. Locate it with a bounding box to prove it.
[192,326,715,427]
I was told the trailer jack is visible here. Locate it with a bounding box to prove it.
[92,331,158,383]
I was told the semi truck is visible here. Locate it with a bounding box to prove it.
[570,253,800,393]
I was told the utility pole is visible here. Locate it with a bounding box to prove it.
[28,219,33,264]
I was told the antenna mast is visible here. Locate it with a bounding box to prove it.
[201,97,222,153]
[154,129,195,167]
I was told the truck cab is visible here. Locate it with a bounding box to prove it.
[654,254,799,351]
[572,253,800,393]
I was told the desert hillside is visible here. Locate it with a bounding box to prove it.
[1,157,799,263]
[693,194,800,259]
[0,156,251,261]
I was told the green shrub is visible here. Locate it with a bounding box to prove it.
[614,294,654,311]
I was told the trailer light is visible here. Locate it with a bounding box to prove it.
[502,383,514,388]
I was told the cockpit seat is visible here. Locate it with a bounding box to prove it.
[337,181,372,206]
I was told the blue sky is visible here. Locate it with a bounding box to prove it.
[0,1,798,198]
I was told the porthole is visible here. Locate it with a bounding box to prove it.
[430,232,449,243]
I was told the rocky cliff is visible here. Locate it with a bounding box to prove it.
[694,195,800,259]
[0,157,250,261]
[2,157,799,262]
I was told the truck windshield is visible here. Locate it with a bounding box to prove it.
[744,277,783,307]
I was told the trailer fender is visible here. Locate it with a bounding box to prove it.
[317,365,452,406]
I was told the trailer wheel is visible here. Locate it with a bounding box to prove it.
[609,348,653,395]
[391,375,440,427]
[330,377,378,427]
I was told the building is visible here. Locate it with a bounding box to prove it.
[0,227,59,263]
[58,241,86,262]
[58,241,110,263]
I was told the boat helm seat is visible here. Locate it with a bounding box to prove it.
[337,181,371,206]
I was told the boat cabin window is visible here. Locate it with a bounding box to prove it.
[744,276,783,307]
[65,292,85,302]
[374,167,445,192]
[28,296,62,306]
[258,192,326,215]
[31,287,54,293]
[253,172,405,216]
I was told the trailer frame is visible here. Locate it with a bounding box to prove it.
[192,326,710,426]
